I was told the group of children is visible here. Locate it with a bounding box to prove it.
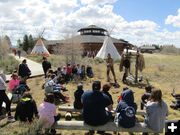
[46,64,93,85]
[0,57,169,135]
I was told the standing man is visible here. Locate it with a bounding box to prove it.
[17,50,21,59]
[42,57,51,78]
[106,53,117,83]
[81,80,112,126]
[18,59,31,83]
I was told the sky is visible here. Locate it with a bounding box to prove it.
[0,0,180,47]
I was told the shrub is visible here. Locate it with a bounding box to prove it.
[18,120,44,135]
[0,55,19,74]
[160,46,180,55]
[94,57,104,64]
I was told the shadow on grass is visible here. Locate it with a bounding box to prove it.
[0,121,11,128]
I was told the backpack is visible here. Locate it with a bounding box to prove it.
[123,106,135,118]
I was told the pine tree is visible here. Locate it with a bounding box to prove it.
[17,39,23,48]
[22,34,29,53]
[29,35,35,50]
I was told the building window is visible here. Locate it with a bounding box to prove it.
[93,30,100,33]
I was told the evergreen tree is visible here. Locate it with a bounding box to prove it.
[17,39,23,48]
[22,34,29,53]
[29,34,35,50]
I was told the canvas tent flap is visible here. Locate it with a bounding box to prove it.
[30,38,50,56]
[96,36,121,59]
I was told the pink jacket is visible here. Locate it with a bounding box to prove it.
[38,102,58,128]
[9,78,20,91]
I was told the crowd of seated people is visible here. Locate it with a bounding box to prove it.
[1,63,169,135]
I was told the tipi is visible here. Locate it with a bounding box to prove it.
[96,36,121,59]
[30,38,50,56]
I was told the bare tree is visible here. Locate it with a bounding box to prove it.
[55,33,83,65]
[0,36,10,60]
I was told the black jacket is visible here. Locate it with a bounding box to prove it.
[18,63,31,77]
[42,61,51,74]
[15,98,38,122]
[74,89,84,109]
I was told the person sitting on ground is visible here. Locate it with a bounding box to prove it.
[66,64,72,81]
[14,92,38,123]
[117,87,129,103]
[80,65,86,80]
[102,83,113,105]
[115,89,137,128]
[9,73,28,100]
[18,59,31,83]
[141,86,152,110]
[77,64,81,75]
[61,66,67,82]
[38,93,61,134]
[9,73,20,92]
[0,70,15,122]
[54,67,62,76]
[72,65,78,81]
[44,74,69,103]
[86,65,93,78]
[143,89,169,135]
[81,80,112,126]
[74,83,84,109]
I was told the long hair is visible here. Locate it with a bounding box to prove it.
[149,89,162,107]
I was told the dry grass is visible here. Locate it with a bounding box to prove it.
[0,53,180,135]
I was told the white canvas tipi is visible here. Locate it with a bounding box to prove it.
[30,38,50,56]
[96,36,121,59]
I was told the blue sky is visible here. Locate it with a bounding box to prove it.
[0,0,180,47]
[113,0,180,32]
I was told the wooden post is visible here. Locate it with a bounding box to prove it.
[135,50,139,83]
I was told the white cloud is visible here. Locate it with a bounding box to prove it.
[165,8,180,28]
[81,0,117,5]
[0,0,180,47]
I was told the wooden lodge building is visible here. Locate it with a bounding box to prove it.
[45,25,131,54]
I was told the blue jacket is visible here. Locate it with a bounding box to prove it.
[116,89,137,128]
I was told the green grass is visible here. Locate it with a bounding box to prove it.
[1,53,180,135]
[0,56,19,74]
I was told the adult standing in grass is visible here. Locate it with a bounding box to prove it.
[106,53,117,83]
[0,70,15,122]
[42,56,51,78]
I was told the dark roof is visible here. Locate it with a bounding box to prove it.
[62,35,127,44]
[78,25,107,32]
[44,40,63,46]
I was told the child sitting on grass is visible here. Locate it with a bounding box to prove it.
[14,92,38,123]
[74,83,84,109]
[101,83,113,105]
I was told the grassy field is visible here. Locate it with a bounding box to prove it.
[0,55,19,74]
[0,53,180,135]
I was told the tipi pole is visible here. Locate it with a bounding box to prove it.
[135,50,139,83]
